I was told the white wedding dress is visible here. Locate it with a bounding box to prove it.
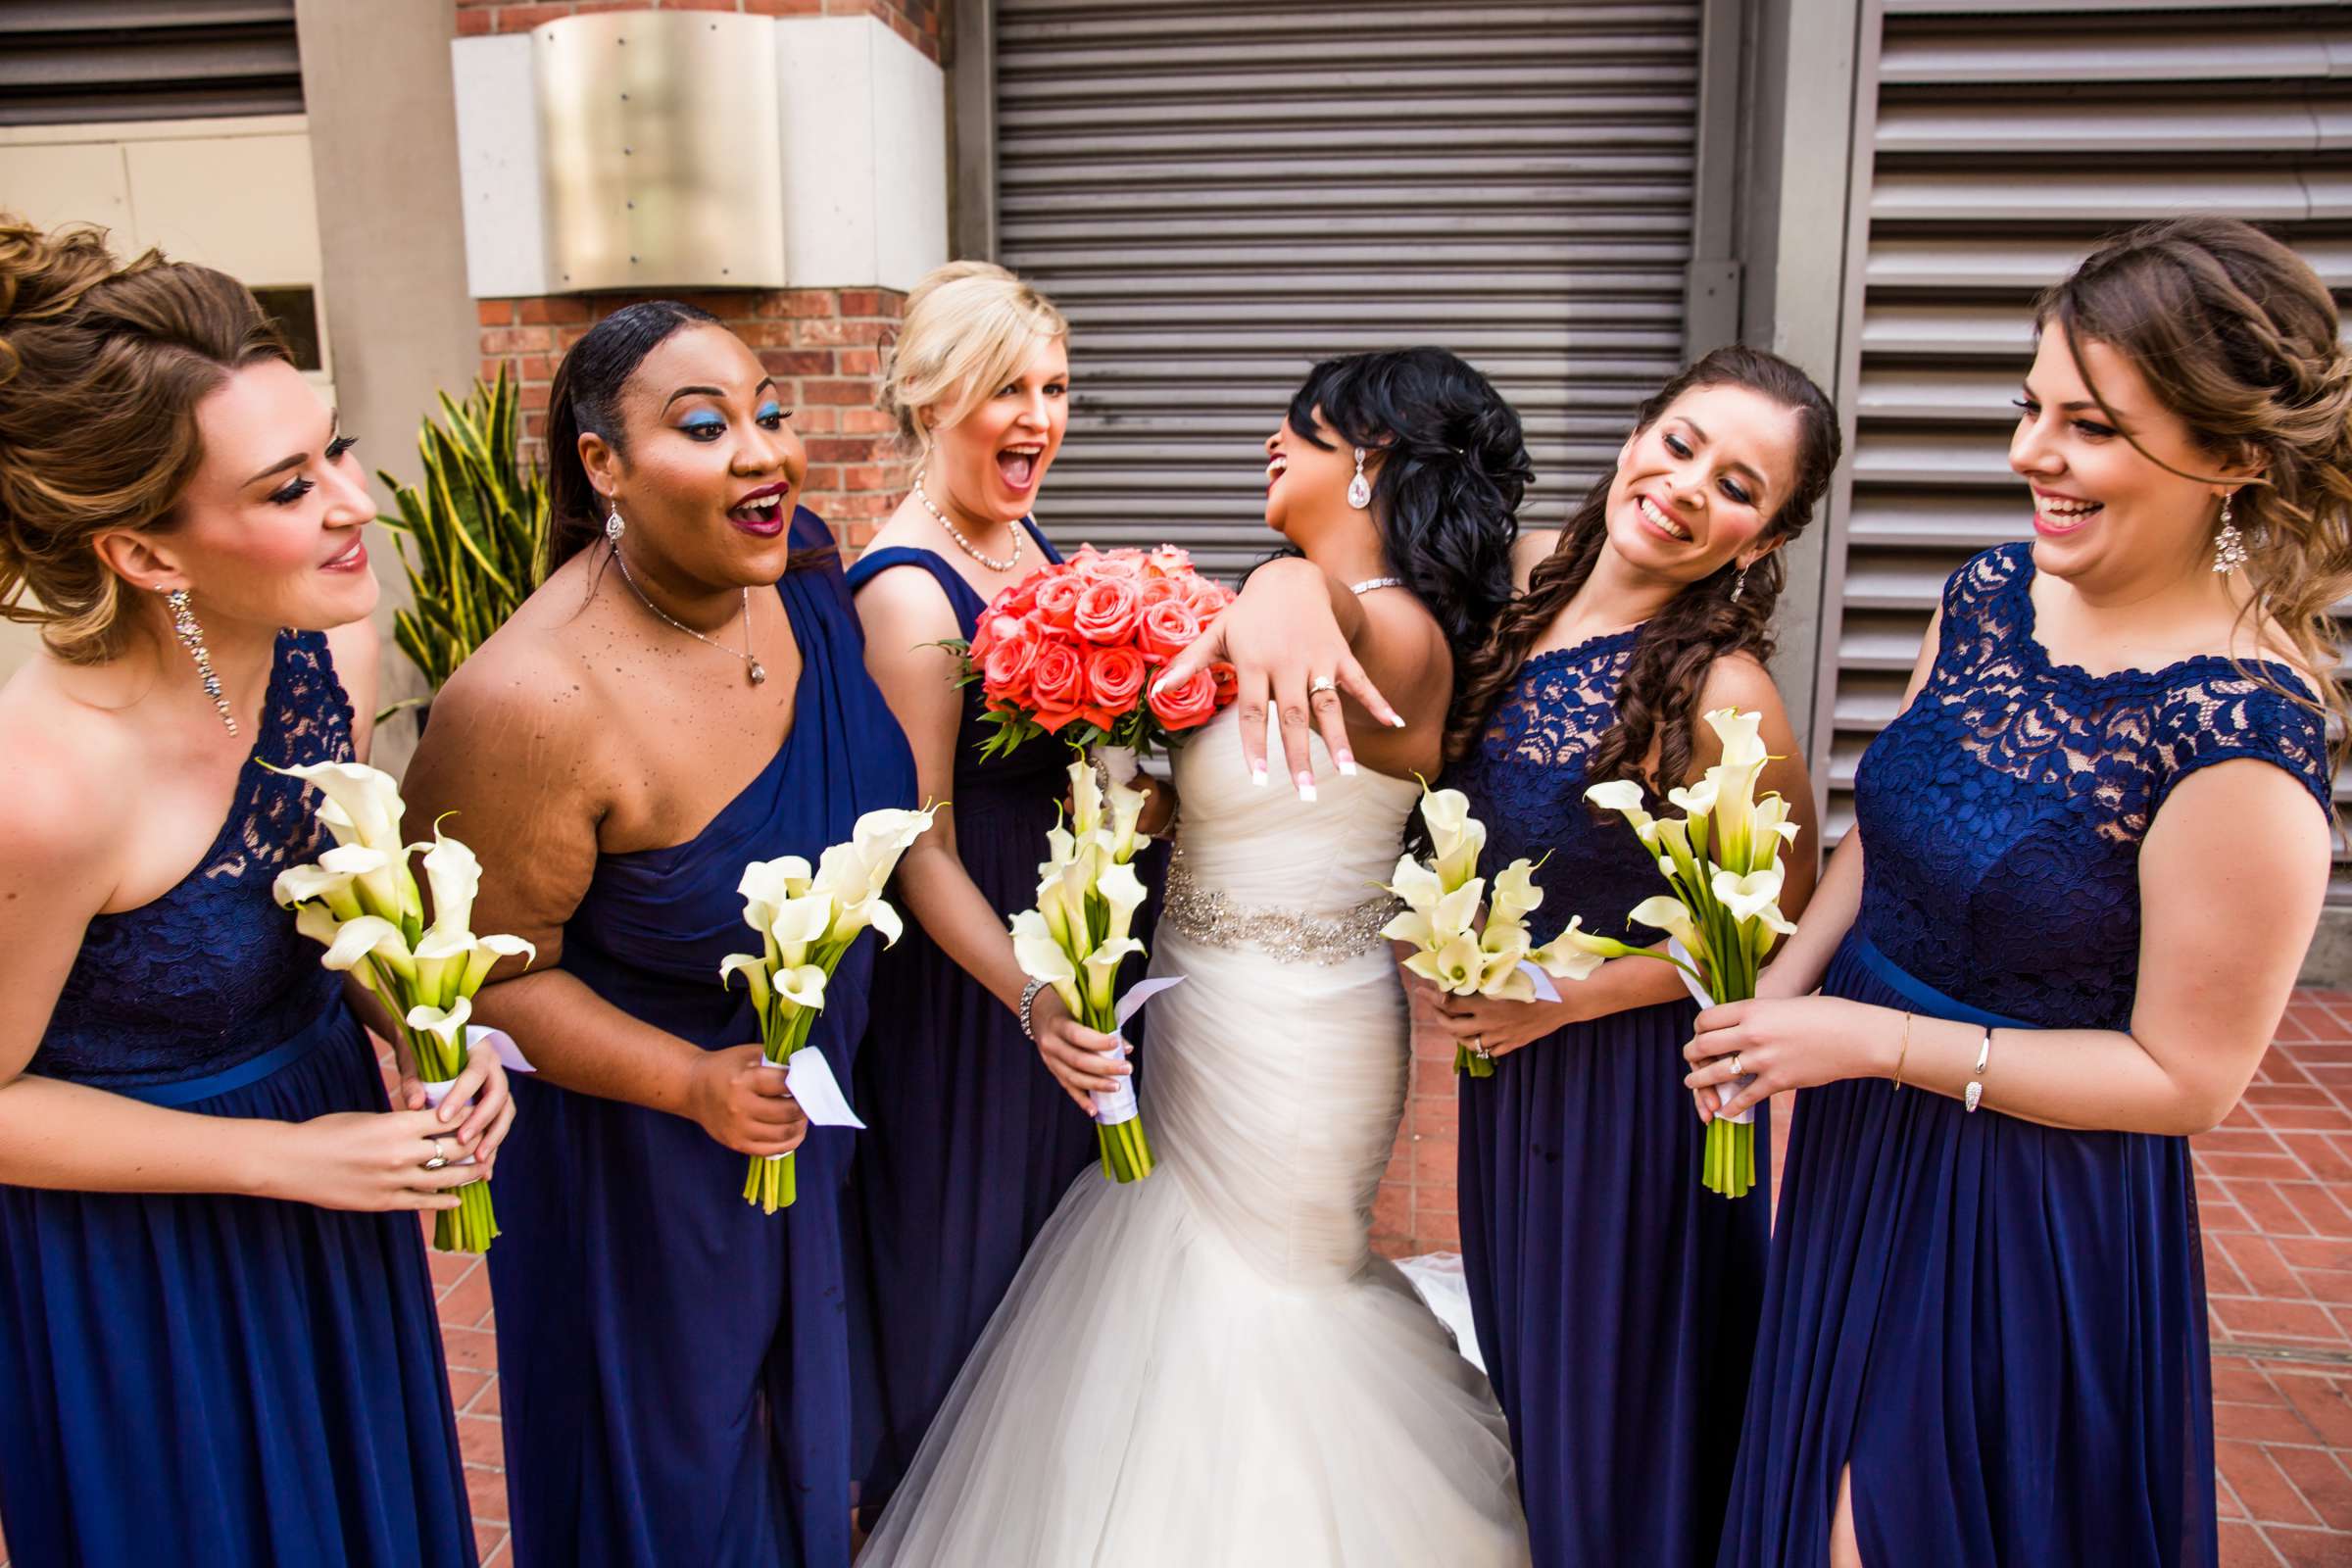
[861,709,1530,1566]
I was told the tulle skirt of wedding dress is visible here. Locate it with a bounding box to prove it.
[860,926,1530,1566]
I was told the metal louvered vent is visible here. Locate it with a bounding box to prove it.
[0,1,303,126]
[992,0,1702,575]
[1817,0,2352,871]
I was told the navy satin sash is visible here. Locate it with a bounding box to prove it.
[1850,931,2031,1033]
[111,1000,351,1108]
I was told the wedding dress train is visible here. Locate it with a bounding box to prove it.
[862,709,1530,1566]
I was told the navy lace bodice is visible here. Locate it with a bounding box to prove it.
[1855,542,2333,1030]
[35,630,352,1089]
[1446,626,1667,947]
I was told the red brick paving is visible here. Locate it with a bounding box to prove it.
[13,996,2352,1566]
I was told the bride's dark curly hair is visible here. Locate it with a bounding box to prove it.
[1284,347,1533,657]
[1444,345,1840,785]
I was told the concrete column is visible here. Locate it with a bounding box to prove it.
[293,0,483,771]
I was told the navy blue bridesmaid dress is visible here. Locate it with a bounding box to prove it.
[485,511,916,1568]
[1722,543,2333,1568]
[1446,629,1769,1568]
[0,630,475,1568]
[844,523,1112,1513]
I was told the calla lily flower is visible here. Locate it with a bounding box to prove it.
[1711,864,1786,925]
[1385,854,1444,914]
[274,861,363,921]
[1082,936,1147,1013]
[405,995,472,1048]
[1704,707,1767,770]
[1068,761,1105,839]
[768,892,837,969]
[1404,930,1485,994]
[1490,858,1545,924]
[1667,777,1718,819]
[321,914,415,980]
[1584,778,1659,847]
[417,822,481,940]
[720,951,772,1016]
[774,964,829,1012]
[1431,878,1485,943]
[274,760,408,851]
[1628,894,1701,951]
[1096,859,1150,946]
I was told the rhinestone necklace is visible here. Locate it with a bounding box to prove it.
[913,476,1024,572]
[610,544,766,685]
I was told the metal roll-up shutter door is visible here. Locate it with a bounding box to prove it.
[993,0,1703,575]
[0,2,303,127]
[1820,0,2352,877]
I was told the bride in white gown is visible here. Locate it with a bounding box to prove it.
[861,349,1535,1567]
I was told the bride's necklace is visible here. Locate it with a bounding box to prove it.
[914,476,1024,572]
[611,544,766,685]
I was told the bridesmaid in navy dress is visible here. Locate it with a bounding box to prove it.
[1690,219,2348,1567]
[847,263,1166,1514]
[1419,347,1836,1567]
[403,303,915,1567]
[0,220,504,1565]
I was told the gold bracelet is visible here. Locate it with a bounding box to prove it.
[1892,1011,1913,1090]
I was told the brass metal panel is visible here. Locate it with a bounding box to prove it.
[533,10,785,294]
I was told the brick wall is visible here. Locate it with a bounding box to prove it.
[476,289,910,549]
[1374,1001,1462,1259]
[455,0,942,64]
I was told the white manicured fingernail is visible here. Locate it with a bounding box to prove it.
[1337,756,1357,776]
[1296,773,1318,802]
[1250,763,1268,787]
[1388,714,1406,728]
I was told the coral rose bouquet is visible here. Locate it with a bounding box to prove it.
[951,544,1240,774]
[1579,709,1801,1199]
[269,761,536,1253]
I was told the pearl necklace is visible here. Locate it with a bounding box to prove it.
[913,476,1024,572]
[611,544,766,685]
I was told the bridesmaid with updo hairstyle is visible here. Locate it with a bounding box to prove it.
[0,217,504,1566]
[402,301,915,1566]
[1691,217,2352,1567]
[847,261,1156,1518]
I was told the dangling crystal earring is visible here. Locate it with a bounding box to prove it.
[1346,447,1372,511]
[163,586,237,734]
[605,501,625,546]
[1730,564,1749,603]
[2213,491,2248,575]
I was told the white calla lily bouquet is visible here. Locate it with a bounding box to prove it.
[722,806,938,1214]
[269,760,536,1252]
[1381,784,1605,1077]
[1581,708,1799,1199]
[1010,760,1160,1183]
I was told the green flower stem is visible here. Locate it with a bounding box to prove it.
[744,1000,819,1215]
[1079,993,1155,1184]
[1454,1040,1495,1078]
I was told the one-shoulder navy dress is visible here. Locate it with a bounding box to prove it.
[1446,628,1769,1568]
[486,512,916,1568]
[844,523,1115,1511]
[0,630,475,1567]
[1721,543,2334,1568]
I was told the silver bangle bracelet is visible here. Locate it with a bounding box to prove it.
[1964,1028,1993,1113]
[1018,976,1049,1041]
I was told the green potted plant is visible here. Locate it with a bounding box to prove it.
[376,367,549,725]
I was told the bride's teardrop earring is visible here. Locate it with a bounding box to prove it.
[1346,448,1372,512]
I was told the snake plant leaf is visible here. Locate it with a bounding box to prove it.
[377,371,548,708]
